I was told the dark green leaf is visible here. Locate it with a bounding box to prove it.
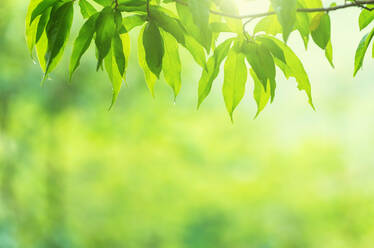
[95,7,116,70]
[69,13,98,80]
[44,1,74,79]
[143,21,164,78]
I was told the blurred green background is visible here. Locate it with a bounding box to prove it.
[1,0,374,247]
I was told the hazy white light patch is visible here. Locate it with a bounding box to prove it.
[233,0,270,15]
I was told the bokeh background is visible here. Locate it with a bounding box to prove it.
[1,0,374,247]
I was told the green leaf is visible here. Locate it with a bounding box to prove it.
[271,0,297,42]
[143,21,165,78]
[30,0,58,25]
[44,1,74,80]
[176,2,212,52]
[189,0,211,51]
[26,0,42,57]
[104,46,123,110]
[268,37,315,109]
[120,15,147,33]
[310,13,331,50]
[254,15,282,35]
[256,36,285,64]
[354,27,374,76]
[295,3,310,49]
[242,42,275,90]
[325,40,334,68]
[250,69,271,118]
[138,25,158,96]
[198,38,233,108]
[35,6,51,44]
[151,7,186,45]
[222,44,247,121]
[112,33,126,77]
[359,5,374,30]
[184,35,206,69]
[69,13,98,80]
[162,31,182,99]
[79,0,97,18]
[95,7,116,70]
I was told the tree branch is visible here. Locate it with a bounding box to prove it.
[174,0,374,20]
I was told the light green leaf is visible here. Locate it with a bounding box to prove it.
[359,5,374,30]
[184,35,206,69]
[271,0,297,42]
[310,13,331,49]
[250,69,271,118]
[223,44,247,121]
[162,31,182,99]
[268,37,315,109]
[198,38,233,108]
[254,15,282,35]
[354,27,374,76]
[325,40,334,68]
[79,0,97,18]
[104,46,123,110]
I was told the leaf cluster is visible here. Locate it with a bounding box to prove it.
[25,0,374,119]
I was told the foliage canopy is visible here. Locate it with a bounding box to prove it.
[25,0,374,119]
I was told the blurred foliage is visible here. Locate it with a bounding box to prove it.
[1,0,374,248]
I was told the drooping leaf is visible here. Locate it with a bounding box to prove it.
[268,37,315,109]
[325,40,334,68]
[69,13,98,80]
[151,7,186,45]
[35,6,51,44]
[143,21,164,78]
[271,0,297,42]
[138,25,157,96]
[242,42,276,89]
[104,46,123,109]
[161,31,182,99]
[359,5,374,30]
[30,0,58,25]
[44,1,74,80]
[222,43,247,121]
[310,13,331,50]
[354,27,374,76]
[176,2,212,52]
[95,7,116,70]
[198,38,233,108]
[112,33,126,77]
[250,69,271,118]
